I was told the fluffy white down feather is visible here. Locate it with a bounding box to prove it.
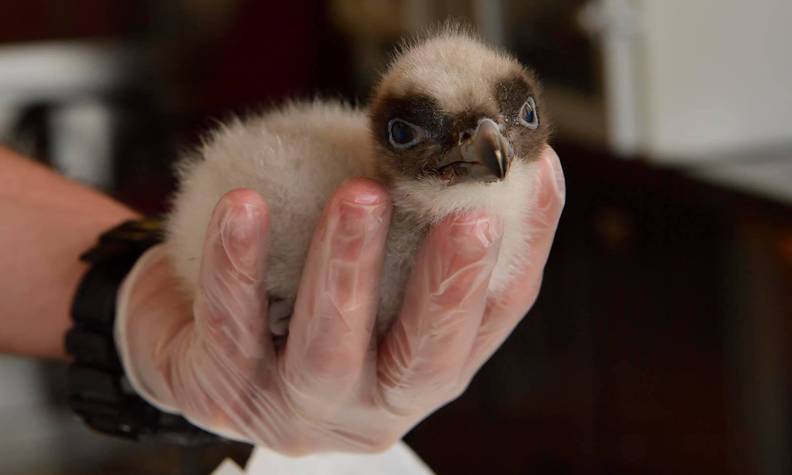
[165,99,538,336]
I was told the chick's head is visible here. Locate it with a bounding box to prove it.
[369,28,550,186]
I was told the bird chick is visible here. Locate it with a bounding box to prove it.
[165,27,550,338]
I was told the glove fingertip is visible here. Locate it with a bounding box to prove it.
[204,189,270,282]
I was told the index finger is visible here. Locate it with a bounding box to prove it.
[377,211,503,416]
[281,179,391,400]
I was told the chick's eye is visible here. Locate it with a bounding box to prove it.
[388,119,424,149]
[519,97,539,129]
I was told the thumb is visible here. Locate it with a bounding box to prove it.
[193,189,272,363]
[115,189,272,418]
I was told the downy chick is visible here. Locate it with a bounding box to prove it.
[165,27,551,337]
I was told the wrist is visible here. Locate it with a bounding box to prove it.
[115,245,183,413]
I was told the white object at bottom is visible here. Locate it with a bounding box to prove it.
[211,441,435,475]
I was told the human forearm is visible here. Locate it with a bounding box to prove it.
[0,147,139,358]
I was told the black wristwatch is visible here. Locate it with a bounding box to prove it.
[65,217,219,445]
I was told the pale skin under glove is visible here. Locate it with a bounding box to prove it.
[115,147,565,455]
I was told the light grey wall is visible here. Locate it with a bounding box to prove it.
[640,0,792,159]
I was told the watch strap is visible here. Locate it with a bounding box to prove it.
[66,217,219,445]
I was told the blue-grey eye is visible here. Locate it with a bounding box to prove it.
[519,97,539,129]
[388,119,425,149]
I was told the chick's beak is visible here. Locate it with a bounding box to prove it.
[461,118,512,180]
[435,118,512,183]
[433,118,513,183]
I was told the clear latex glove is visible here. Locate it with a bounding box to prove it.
[115,146,565,455]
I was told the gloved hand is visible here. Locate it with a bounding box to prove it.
[115,146,565,455]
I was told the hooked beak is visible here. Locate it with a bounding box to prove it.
[436,118,513,182]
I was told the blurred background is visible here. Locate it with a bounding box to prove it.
[1,0,791,474]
